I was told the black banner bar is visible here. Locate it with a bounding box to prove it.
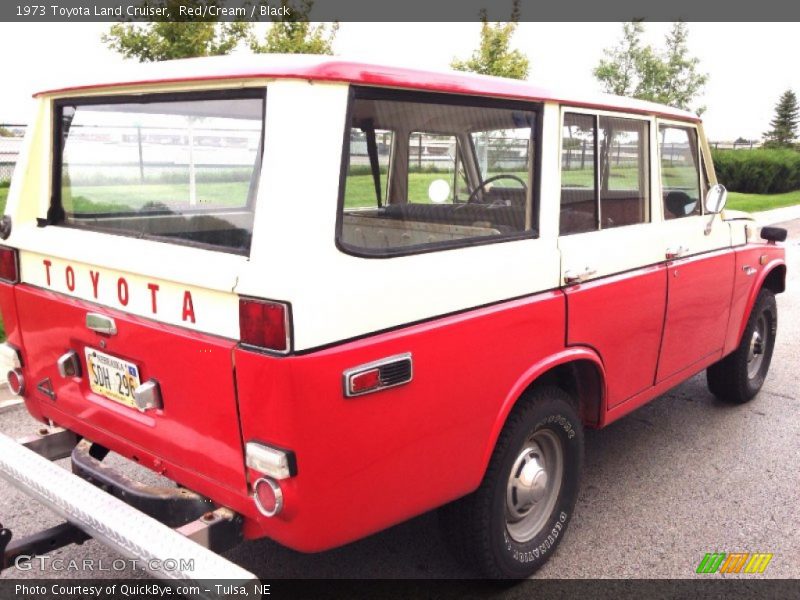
[1,0,800,22]
[2,579,799,600]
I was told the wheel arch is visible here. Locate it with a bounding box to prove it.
[737,260,785,345]
[479,348,606,477]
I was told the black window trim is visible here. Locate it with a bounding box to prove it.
[335,85,543,259]
[49,87,267,257]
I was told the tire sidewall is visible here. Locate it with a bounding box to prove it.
[743,291,778,396]
[488,397,583,578]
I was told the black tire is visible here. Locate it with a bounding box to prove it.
[707,288,777,404]
[439,386,583,579]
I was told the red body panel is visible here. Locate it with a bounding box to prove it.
[13,285,247,494]
[1,239,785,553]
[723,244,786,355]
[0,283,45,422]
[565,265,667,407]
[656,250,736,382]
[234,291,566,551]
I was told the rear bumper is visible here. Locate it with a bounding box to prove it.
[0,430,257,594]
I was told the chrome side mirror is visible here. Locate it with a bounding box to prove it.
[704,184,728,214]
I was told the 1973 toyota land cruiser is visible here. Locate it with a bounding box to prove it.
[0,56,787,582]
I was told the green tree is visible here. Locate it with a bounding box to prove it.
[593,22,648,96]
[763,89,799,148]
[594,22,708,113]
[0,127,13,138]
[102,1,250,62]
[657,22,709,112]
[249,1,338,55]
[450,0,529,80]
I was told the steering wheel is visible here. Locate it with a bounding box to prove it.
[465,174,527,204]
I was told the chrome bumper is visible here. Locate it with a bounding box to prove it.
[0,430,257,596]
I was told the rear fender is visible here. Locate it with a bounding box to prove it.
[479,347,606,474]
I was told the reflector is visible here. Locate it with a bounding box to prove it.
[0,246,19,284]
[253,477,283,517]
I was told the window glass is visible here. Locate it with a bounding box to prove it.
[57,91,264,254]
[339,92,538,255]
[407,133,468,204]
[471,127,531,190]
[560,113,597,235]
[344,128,394,209]
[560,112,650,235]
[599,116,649,229]
[659,125,702,219]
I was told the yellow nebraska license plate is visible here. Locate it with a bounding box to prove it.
[85,347,141,409]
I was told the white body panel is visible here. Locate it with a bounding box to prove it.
[5,74,720,351]
[235,82,561,350]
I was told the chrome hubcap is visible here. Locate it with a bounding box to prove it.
[747,315,767,379]
[505,429,563,543]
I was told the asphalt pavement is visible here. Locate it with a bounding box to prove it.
[1,220,798,582]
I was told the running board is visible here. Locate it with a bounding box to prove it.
[0,430,257,598]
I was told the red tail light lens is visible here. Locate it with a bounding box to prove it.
[239,298,291,354]
[0,246,19,284]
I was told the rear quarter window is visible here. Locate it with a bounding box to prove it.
[52,89,265,255]
[338,88,540,257]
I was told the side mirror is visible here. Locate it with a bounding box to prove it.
[704,184,728,214]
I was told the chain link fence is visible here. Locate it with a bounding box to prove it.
[0,124,26,184]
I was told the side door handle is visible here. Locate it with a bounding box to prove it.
[665,246,689,260]
[564,267,597,285]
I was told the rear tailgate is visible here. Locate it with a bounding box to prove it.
[14,255,247,494]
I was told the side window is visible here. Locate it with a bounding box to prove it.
[344,128,394,209]
[560,112,649,235]
[560,113,597,235]
[338,90,539,255]
[599,116,649,229]
[659,125,702,219]
[407,133,468,204]
[471,127,532,191]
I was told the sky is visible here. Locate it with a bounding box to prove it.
[0,22,798,141]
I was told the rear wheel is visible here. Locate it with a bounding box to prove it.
[707,288,777,404]
[439,386,583,578]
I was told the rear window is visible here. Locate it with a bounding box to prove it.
[53,89,265,255]
[338,88,539,257]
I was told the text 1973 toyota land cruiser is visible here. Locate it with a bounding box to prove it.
[0,56,787,583]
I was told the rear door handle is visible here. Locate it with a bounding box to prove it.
[86,313,117,335]
[665,246,689,260]
[564,267,597,285]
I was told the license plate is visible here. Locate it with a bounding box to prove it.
[85,347,141,409]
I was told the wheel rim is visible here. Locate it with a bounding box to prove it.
[505,429,564,543]
[747,314,768,379]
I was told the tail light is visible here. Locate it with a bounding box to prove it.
[239,297,291,354]
[0,246,19,284]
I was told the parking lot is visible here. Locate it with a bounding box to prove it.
[1,220,798,582]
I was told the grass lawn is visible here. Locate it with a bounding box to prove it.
[726,190,800,213]
[66,181,249,212]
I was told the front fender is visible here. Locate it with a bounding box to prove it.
[737,256,786,346]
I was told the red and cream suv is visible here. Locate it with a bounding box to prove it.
[0,55,787,581]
